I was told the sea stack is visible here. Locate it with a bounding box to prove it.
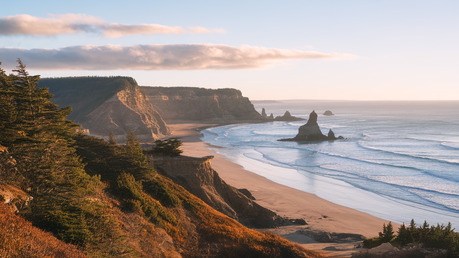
[261,108,268,118]
[274,110,304,121]
[323,110,334,116]
[293,111,328,141]
[279,110,342,142]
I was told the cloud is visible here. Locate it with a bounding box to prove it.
[0,14,223,37]
[0,44,355,70]
[189,26,226,34]
[102,24,185,37]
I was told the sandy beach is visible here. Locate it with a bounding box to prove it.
[167,123,389,256]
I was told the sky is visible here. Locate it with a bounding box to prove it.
[1,1,458,100]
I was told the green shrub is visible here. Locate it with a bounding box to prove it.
[115,172,144,201]
[143,176,181,207]
[149,138,183,157]
[362,236,381,249]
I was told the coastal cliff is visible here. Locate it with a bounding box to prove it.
[39,77,170,143]
[151,155,306,228]
[141,87,263,123]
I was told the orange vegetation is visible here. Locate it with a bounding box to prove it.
[0,203,85,257]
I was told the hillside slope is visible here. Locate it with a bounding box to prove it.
[0,202,86,257]
[152,155,306,228]
[72,134,322,257]
[1,64,322,257]
[39,77,170,142]
[141,86,263,123]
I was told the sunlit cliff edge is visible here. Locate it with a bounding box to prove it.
[39,77,170,143]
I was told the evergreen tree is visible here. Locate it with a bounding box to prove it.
[150,138,183,157]
[396,223,411,246]
[124,130,154,180]
[407,219,419,242]
[0,60,101,245]
[378,222,395,243]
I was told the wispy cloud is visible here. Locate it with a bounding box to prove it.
[188,26,225,34]
[0,44,355,70]
[0,14,224,37]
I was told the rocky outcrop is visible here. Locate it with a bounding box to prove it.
[352,243,447,258]
[328,129,337,140]
[0,146,32,214]
[0,183,32,214]
[274,111,304,121]
[260,108,304,122]
[298,228,365,243]
[84,85,170,143]
[39,77,170,143]
[280,111,342,142]
[141,87,263,123]
[261,108,268,119]
[323,110,334,116]
[150,155,306,228]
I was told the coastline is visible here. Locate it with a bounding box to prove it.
[167,123,389,256]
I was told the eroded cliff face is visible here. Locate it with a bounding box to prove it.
[85,86,170,143]
[39,77,170,143]
[151,155,306,228]
[141,87,263,123]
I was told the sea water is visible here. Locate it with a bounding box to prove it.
[201,100,459,227]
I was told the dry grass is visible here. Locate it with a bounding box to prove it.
[0,202,85,258]
[159,175,325,258]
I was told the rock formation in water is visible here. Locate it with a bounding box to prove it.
[274,110,304,121]
[259,108,304,122]
[328,129,337,140]
[151,155,306,228]
[39,77,170,143]
[323,110,334,116]
[261,108,268,118]
[141,87,263,123]
[280,111,342,142]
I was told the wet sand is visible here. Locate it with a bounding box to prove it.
[167,123,388,257]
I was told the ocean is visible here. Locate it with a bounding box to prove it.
[201,100,459,227]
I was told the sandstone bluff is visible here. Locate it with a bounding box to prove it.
[141,86,264,123]
[39,77,170,143]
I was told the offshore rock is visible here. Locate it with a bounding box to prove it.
[260,109,304,122]
[328,129,336,140]
[274,111,304,121]
[280,111,342,142]
[323,110,334,116]
[261,108,268,118]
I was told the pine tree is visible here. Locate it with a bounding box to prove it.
[378,222,395,243]
[0,60,101,245]
[396,223,411,246]
[124,130,154,180]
